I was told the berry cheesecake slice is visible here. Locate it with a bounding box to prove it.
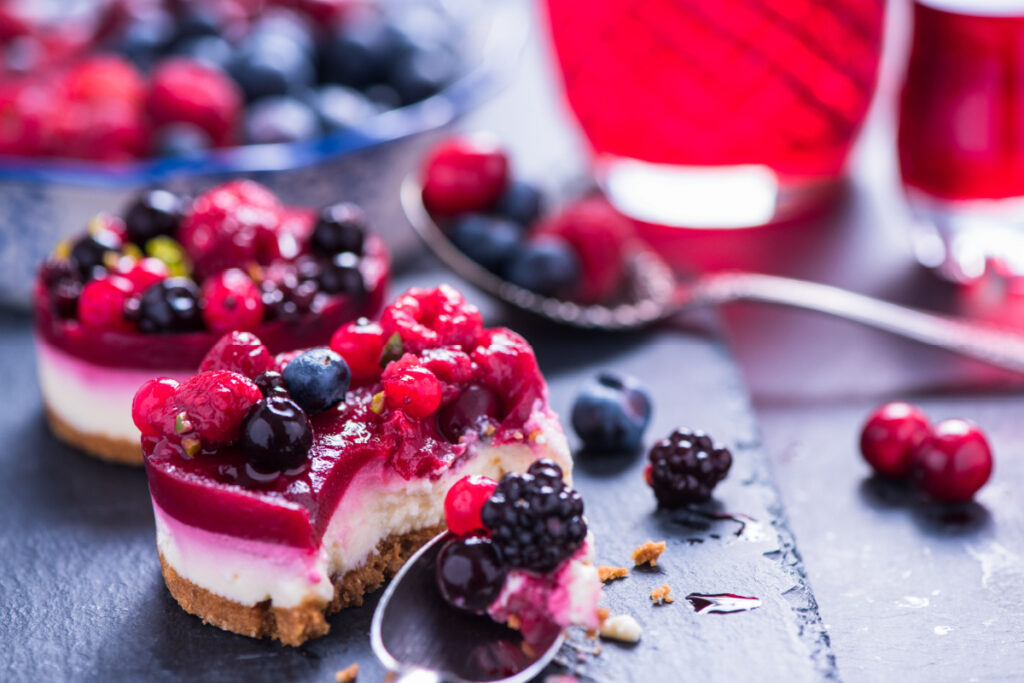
[136,286,573,646]
[437,465,603,648]
[35,180,387,465]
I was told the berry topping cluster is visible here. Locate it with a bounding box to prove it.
[644,429,733,508]
[37,180,371,335]
[436,461,587,615]
[859,402,993,502]
[420,135,637,303]
[0,3,462,160]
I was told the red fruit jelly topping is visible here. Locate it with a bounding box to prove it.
[142,287,548,550]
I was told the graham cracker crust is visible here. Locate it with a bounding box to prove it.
[45,404,143,466]
[158,523,446,646]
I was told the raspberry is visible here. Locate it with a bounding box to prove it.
[330,318,386,383]
[911,418,993,502]
[421,136,509,215]
[380,285,483,354]
[167,371,263,449]
[382,354,442,419]
[859,402,931,479]
[132,378,180,437]
[118,257,169,293]
[78,275,134,331]
[535,197,635,304]
[645,429,732,508]
[147,57,242,146]
[199,331,273,379]
[444,475,498,537]
[200,268,265,333]
[179,180,284,279]
[480,460,586,572]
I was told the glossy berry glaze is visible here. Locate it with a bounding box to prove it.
[143,288,549,551]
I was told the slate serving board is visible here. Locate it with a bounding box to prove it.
[0,266,834,682]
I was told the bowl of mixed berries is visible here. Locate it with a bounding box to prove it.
[0,0,517,305]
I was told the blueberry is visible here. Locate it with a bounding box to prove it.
[70,231,122,282]
[250,9,315,57]
[228,32,314,101]
[114,15,175,68]
[363,84,402,110]
[171,35,232,70]
[495,180,543,226]
[244,96,321,144]
[124,189,183,245]
[571,372,652,453]
[505,236,580,298]
[388,45,457,105]
[174,9,221,42]
[313,85,379,132]
[241,396,313,471]
[312,202,366,256]
[282,347,351,414]
[137,277,204,333]
[153,122,212,157]
[318,252,365,297]
[318,14,396,88]
[448,214,522,273]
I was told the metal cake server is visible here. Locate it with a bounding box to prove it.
[371,532,564,683]
[400,177,1024,375]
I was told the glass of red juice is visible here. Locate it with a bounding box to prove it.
[898,1,1024,282]
[540,0,886,229]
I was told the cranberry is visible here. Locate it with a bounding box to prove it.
[199,331,273,379]
[435,536,507,615]
[119,257,169,293]
[859,402,932,479]
[330,318,386,383]
[131,378,179,437]
[169,371,263,447]
[200,268,265,333]
[382,354,442,419]
[444,475,498,537]
[911,418,993,502]
[439,384,501,443]
[78,275,134,331]
[421,136,509,215]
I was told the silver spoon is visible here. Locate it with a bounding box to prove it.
[371,531,565,683]
[401,177,1024,375]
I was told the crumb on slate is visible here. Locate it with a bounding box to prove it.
[598,565,630,583]
[650,584,674,605]
[507,614,522,630]
[632,540,666,567]
[335,663,358,683]
[599,614,643,643]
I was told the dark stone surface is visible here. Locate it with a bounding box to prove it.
[0,264,832,682]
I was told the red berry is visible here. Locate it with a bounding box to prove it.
[61,56,145,107]
[199,331,273,379]
[382,354,442,419]
[330,318,386,383]
[444,475,498,537]
[78,275,134,331]
[859,402,932,479]
[51,98,148,161]
[120,257,169,293]
[535,197,635,304]
[380,285,483,354]
[147,58,241,146]
[132,378,179,437]
[169,371,263,447]
[421,136,509,215]
[201,268,265,333]
[911,419,993,502]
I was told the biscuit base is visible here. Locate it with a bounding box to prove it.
[45,405,142,466]
[158,523,446,646]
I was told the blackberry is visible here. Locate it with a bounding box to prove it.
[480,460,586,572]
[645,429,732,508]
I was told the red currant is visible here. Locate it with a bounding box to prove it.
[911,418,993,502]
[199,330,273,379]
[444,475,498,537]
[78,275,134,331]
[421,136,509,215]
[132,377,179,436]
[330,318,385,383]
[382,354,442,419]
[201,268,265,333]
[859,402,931,479]
[120,257,169,293]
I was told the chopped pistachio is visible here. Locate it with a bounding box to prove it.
[378,332,404,368]
[174,411,193,435]
[370,391,386,415]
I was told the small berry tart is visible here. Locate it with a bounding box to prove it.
[437,463,603,648]
[135,286,574,645]
[34,180,388,465]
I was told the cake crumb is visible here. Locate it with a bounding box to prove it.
[507,614,522,630]
[598,565,630,583]
[632,540,666,567]
[650,584,674,605]
[599,614,642,643]
[597,606,610,624]
[335,663,359,683]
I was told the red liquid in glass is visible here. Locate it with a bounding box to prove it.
[542,0,886,183]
